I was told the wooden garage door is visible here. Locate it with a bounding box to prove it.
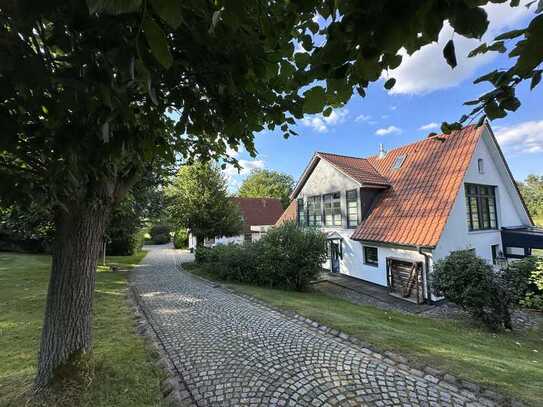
[387,259,424,304]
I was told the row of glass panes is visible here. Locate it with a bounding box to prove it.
[297,190,359,228]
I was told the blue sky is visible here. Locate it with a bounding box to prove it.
[225,1,542,190]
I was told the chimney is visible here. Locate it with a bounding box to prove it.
[378,143,386,159]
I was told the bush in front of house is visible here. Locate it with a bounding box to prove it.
[193,221,326,291]
[150,224,171,244]
[517,256,543,310]
[173,229,189,249]
[432,250,513,331]
[257,221,327,290]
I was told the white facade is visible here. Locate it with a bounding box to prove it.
[294,128,531,303]
[433,128,530,264]
[188,225,272,250]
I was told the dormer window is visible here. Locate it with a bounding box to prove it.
[477,158,484,174]
[392,154,407,170]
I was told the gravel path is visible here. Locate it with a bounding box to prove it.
[130,245,486,407]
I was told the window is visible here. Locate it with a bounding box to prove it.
[363,246,378,266]
[477,158,484,174]
[491,244,500,265]
[392,154,407,170]
[244,233,252,243]
[346,189,359,228]
[307,195,322,226]
[297,198,306,226]
[323,192,341,226]
[465,183,497,231]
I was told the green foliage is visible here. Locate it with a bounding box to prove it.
[195,221,326,291]
[257,221,327,290]
[238,169,294,208]
[106,195,141,256]
[518,257,543,310]
[444,3,543,130]
[173,228,188,249]
[166,163,243,242]
[432,250,513,331]
[518,174,543,219]
[0,205,54,253]
[149,224,171,244]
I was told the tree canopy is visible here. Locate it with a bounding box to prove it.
[519,174,543,223]
[166,163,243,242]
[238,169,294,208]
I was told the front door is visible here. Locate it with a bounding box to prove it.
[331,242,340,273]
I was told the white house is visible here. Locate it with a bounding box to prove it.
[276,124,541,304]
[188,197,284,250]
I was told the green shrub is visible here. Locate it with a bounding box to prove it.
[173,229,188,249]
[519,257,543,310]
[194,246,219,264]
[150,224,171,244]
[502,256,538,304]
[432,250,513,330]
[257,221,327,290]
[194,222,326,291]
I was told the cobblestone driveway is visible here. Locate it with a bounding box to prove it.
[131,246,484,407]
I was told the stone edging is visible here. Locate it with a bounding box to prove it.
[185,269,525,407]
[126,286,196,407]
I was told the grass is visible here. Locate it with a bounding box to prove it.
[0,251,164,407]
[184,262,543,405]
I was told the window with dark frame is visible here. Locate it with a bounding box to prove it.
[307,195,322,226]
[465,183,497,231]
[297,198,305,226]
[477,158,484,174]
[346,189,359,228]
[323,192,341,227]
[363,246,378,266]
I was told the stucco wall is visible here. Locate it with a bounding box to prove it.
[299,159,361,229]
[433,128,530,264]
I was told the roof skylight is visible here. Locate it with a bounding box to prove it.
[392,154,407,170]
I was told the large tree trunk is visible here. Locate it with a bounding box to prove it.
[34,204,109,389]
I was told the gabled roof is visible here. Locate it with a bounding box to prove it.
[275,199,297,226]
[290,152,389,199]
[233,197,284,227]
[317,153,390,187]
[351,125,484,247]
[277,124,492,247]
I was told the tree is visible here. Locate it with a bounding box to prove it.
[518,175,543,222]
[1,0,541,392]
[238,169,294,208]
[167,163,243,245]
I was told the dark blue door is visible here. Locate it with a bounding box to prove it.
[331,242,340,273]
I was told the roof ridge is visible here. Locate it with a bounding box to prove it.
[317,151,365,160]
[365,125,478,161]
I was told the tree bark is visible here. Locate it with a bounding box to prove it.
[34,204,109,389]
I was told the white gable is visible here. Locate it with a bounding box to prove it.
[298,158,359,198]
[433,126,531,263]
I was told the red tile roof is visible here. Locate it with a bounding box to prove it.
[317,153,390,187]
[351,125,484,247]
[275,199,297,226]
[233,197,284,227]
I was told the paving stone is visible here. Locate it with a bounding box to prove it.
[131,245,489,407]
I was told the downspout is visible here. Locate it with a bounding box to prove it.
[418,246,433,305]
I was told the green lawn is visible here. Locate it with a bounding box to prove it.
[0,251,164,407]
[184,263,543,405]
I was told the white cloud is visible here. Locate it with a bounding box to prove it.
[355,114,371,123]
[301,108,349,133]
[223,159,265,178]
[495,121,543,154]
[389,1,533,95]
[375,125,402,136]
[390,106,397,111]
[419,122,440,131]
